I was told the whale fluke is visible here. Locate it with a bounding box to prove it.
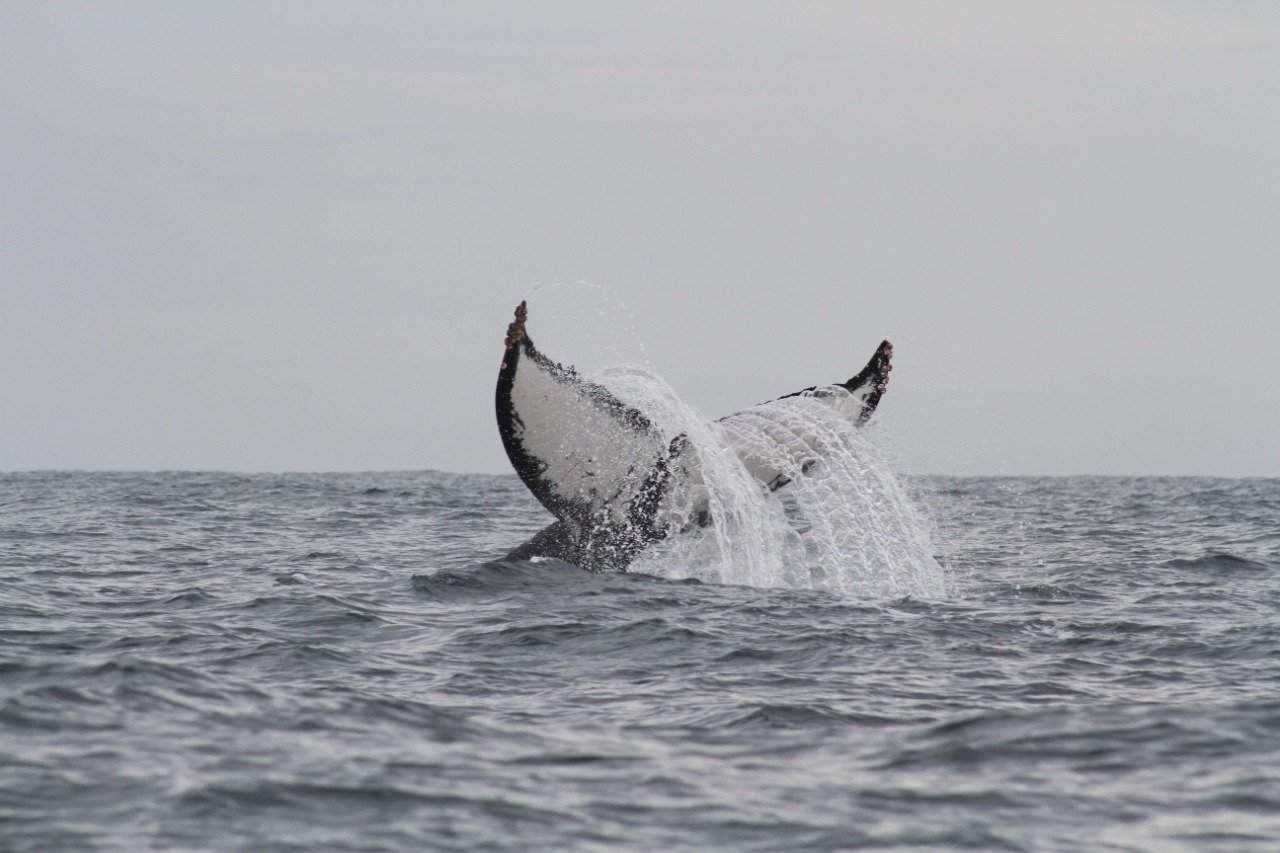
[495,301,684,571]
[495,301,893,571]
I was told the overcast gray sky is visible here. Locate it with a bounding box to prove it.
[3,2,1277,476]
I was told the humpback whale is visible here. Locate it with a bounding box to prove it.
[495,301,892,571]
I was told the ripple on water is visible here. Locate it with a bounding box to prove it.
[3,472,1280,851]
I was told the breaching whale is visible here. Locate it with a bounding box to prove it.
[495,301,892,571]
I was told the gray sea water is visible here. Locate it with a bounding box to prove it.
[3,471,1280,851]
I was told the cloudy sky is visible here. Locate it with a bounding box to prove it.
[3,2,1277,476]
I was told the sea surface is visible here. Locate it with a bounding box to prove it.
[3,470,1280,851]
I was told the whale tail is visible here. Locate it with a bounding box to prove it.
[496,301,895,571]
[495,301,680,571]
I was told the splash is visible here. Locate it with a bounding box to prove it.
[598,365,947,600]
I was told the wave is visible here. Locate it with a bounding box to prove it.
[1162,553,1272,572]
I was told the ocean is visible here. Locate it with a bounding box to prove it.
[3,470,1279,851]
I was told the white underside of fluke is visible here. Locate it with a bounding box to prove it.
[508,347,668,525]
[721,386,872,488]
[589,367,878,519]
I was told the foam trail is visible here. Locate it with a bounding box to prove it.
[598,366,947,600]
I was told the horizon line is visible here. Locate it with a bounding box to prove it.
[3,467,1277,481]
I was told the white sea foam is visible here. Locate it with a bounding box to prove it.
[597,365,947,600]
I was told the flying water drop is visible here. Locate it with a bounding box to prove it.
[598,365,947,599]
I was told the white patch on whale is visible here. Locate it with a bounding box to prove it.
[505,341,666,527]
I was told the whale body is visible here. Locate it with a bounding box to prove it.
[495,301,892,571]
